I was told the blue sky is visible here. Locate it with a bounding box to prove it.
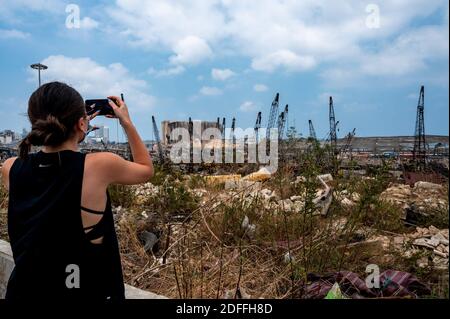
[0,0,448,141]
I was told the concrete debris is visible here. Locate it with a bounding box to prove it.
[414,181,444,192]
[281,174,334,215]
[224,179,262,192]
[205,174,241,186]
[292,176,306,185]
[379,226,450,269]
[243,167,272,182]
[314,192,332,216]
[380,182,448,222]
[112,205,123,214]
[317,174,333,183]
[134,182,159,196]
[410,226,449,264]
[313,174,333,216]
[134,182,160,205]
[334,190,361,208]
[260,188,276,200]
[241,215,256,238]
[340,198,355,208]
[192,189,208,197]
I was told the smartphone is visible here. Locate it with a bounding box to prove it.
[85,99,115,116]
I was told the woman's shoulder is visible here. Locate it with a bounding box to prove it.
[85,152,124,168]
[2,156,18,172]
[85,151,122,161]
[1,156,18,188]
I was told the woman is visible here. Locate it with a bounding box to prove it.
[1,82,153,300]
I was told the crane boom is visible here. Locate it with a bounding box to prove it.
[277,104,288,139]
[152,115,164,163]
[254,111,262,144]
[413,85,426,166]
[329,96,337,149]
[266,93,280,140]
[230,117,236,141]
[308,120,317,140]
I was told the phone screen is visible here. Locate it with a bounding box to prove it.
[85,99,114,116]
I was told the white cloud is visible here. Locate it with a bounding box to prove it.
[199,86,222,96]
[239,101,256,112]
[407,92,420,100]
[361,26,449,77]
[252,50,316,72]
[169,36,213,66]
[0,0,65,22]
[104,0,448,78]
[2,0,448,81]
[0,28,30,39]
[253,84,268,92]
[211,68,235,81]
[32,55,156,112]
[80,17,100,30]
[148,65,185,77]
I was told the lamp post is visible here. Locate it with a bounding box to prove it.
[30,63,48,87]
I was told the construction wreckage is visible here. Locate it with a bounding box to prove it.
[144,85,448,182]
[0,85,449,299]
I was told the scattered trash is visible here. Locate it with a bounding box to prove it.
[223,287,251,299]
[284,252,295,264]
[241,215,249,229]
[325,283,347,299]
[305,270,430,299]
[141,211,148,219]
[139,231,159,253]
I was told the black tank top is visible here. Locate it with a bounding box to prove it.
[6,150,125,300]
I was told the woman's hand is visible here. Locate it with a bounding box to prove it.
[107,96,132,127]
[87,109,100,121]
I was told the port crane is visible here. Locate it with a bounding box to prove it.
[152,115,164,163]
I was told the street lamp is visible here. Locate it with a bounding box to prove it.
[30,63,48,87]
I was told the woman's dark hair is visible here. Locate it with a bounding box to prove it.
[19,81,86,158]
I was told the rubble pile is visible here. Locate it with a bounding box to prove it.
[408,226,449,270]
[133,182,160,205]
[334,190,361,208]
[362,226,449,270]
[380,181,448,221]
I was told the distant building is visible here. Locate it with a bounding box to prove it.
[0,130,15,144]
[94,125,110,143]
[161,120,222,145]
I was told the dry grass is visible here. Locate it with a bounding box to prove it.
[0,149,448,299]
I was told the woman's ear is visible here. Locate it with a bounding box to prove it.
[77,116,88,133]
